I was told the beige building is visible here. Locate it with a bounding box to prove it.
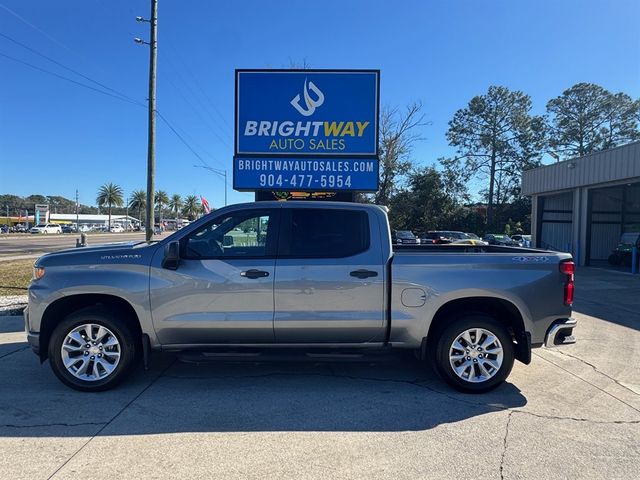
[522,141,640,266]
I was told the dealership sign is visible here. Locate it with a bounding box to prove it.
[233,157,379,191]
[234,69,379,192]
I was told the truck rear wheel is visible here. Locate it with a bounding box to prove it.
[48,308,138,392]
[434,314,514,393]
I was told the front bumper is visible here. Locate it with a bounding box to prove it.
[23,307,40,355]
[27,332,40,355]
[544,318,577,348]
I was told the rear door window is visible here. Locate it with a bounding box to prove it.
[280,209,370,258]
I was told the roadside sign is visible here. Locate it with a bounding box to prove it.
[235,69,379,157]
[35,204,49,225]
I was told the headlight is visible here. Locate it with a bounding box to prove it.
[33,266,45,280]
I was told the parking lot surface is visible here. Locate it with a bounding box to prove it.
[0,268,638,479]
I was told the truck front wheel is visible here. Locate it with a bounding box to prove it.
[48,308,138,391]
[434,315,514,393]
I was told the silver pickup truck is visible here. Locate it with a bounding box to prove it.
[25,201,576,393]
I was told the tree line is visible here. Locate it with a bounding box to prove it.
[1,189,205,227]
[375,82,640,235]
[95,184,204,227]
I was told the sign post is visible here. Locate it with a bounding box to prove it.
[34,204,49,225]
[234,69,380,196]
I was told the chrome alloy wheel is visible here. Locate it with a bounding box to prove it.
[449,327,504,383]
[60,324,121,381]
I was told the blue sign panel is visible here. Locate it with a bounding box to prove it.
[234,157,379,192]
[235,70,379,157]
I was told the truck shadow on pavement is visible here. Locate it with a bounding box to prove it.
[0,344,527,435]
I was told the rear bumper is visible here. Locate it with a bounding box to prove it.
[544,318,577,348]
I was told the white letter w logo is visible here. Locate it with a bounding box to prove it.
[290,79,325,117]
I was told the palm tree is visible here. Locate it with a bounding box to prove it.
[96,183,124,230]
[169,194,182,226]
[129,190,146,228]
[155,190,169,224]
[182,195,200,221]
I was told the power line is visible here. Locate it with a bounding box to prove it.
[1,45,228,190]
[156,111,231,188]
[167,49,233,133]
[161,71,232,148]
[162,46,233,134]
[0,2,76,54]
[0,51,146,108]
[0,31,140,104]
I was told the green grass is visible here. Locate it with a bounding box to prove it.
[226,231,258,247]
[0,259,33,296]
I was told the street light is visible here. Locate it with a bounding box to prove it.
[194,165,228,206]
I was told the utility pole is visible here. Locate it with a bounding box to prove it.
[136,0,158,241]
[125,196,129,230]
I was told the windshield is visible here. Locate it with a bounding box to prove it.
[620,233,640,244]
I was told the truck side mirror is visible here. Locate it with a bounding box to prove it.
[223,235,234,247]
[162,241,180,270]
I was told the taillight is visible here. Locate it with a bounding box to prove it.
[560,260,575,305]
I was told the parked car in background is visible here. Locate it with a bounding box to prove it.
[109,224,124,233]
[511,234,532,247]
[483,234,519,246]
[30,223,62,234]
[14,224,28,233]
[452,238,489,246]
[608,232,640,266]
[419,231,483,245]
[0,224,8,234]
[391,230,420,245]
[61,225,74,234]
[418,232,439,244]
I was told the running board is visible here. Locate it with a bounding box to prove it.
[176,349,391,364]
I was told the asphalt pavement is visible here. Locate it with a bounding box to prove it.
[0,268,638,479]
[0,232,162,260]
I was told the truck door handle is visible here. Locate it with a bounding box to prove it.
[350,269,378,279]
[240,269,270,279]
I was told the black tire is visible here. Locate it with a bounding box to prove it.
[434,314,514,393]
[48,307,138,392]
[608,253,621,266]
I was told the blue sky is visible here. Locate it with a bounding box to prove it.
[1,0,639,208]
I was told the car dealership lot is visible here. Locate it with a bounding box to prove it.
[0,268,638,480]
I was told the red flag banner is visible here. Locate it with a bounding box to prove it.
[200,196,211,214]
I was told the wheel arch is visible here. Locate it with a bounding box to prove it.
[423,296,531,364]
[39,294,142,362]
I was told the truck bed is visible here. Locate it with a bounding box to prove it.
[393,244,546,254]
